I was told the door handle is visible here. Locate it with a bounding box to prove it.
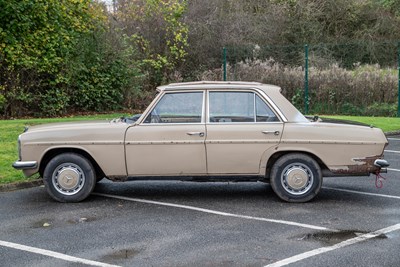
[262,130,280,136]
[187,132,205,137]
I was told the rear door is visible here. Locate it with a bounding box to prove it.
[205,90,283,174]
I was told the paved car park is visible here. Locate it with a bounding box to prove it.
[1,136,400,267]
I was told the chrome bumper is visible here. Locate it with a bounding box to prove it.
[12,161,38,170]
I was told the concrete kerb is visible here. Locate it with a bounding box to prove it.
[0,179,43,193]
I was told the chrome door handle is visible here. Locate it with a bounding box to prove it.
[262,130,280,136]
[187,132,205,137]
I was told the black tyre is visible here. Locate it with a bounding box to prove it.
[270,153,322,203]
[43,153,96,202]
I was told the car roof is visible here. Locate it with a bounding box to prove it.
[156,81,308,123]
[157,81,281,92]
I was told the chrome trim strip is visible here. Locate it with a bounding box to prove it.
[25,141,123,146]
[12,161,37,170]
[254,88,288,122]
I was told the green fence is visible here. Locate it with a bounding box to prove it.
[221,41,400,117]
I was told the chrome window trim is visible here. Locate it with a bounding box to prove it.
[206,89,284,124]
[254,88,288,122]
[141,90,206,125]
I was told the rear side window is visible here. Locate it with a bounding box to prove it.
[209,91,279,123]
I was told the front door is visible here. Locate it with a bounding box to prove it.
[125,91,207,176]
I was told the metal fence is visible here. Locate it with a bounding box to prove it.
[221,41,400,117]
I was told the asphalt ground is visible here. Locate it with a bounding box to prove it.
[1,137,400,267]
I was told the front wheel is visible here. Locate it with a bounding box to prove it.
[270,153,322,203]
[43,153,96,202]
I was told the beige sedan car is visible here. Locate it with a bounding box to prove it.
[13,81,389,202]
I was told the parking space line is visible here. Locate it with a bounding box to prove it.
[93,192,335,231]
[388,168,400,172]
[384,150,400,153]
[264,223,400,267]
[387,138,400,141]
[323,187,400,200]
[0,240,120,267]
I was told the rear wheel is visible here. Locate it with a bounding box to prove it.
[43,153,96,202]
[270,153,322,203]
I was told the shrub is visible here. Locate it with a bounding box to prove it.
[39,88,70,117]
[201,60,398,116]
[365,102,397,117]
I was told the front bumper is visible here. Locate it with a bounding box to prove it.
[12,161,38,170]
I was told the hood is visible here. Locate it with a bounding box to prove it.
[25,119,126,133]
[20,119,130,144]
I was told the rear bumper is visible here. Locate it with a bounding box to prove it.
[12,161,38,170]
[374,159,389,173]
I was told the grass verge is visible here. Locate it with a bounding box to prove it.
[1,113,399,185]
[322,115,400,133]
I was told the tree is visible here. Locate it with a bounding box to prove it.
[112,0,189,87]
[0,0,97,116]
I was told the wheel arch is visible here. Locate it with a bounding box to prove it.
[265,150,329,179]
[39,147,105,179]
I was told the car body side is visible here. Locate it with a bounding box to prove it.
[15,82,388,182]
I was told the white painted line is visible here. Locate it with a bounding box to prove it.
[384,150,400,154]
[388,168,400,172]
[93,192,334,231]
[388,138,400,141]
[264,223,400,267]
[0,240,120,267]
[323,187,400,200]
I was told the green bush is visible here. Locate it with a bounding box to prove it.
[365,102,397,117]
[340,103,364,116]
[39,88,70,117]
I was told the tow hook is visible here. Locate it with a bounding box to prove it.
[374,159,390,188]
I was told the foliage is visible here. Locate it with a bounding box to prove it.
[39,88,70,117]
[1,0,400,118]
[0,0,98,117]
[365,102,397,117]
[201,60,398,116]
[65,29,142,112]
[0,0,143,117]
[113,0,188,87]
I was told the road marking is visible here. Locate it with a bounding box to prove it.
[264,223,400,267]
[93,192,334,231]
[323,187,400,200]
[0,240,120,267]
[384,150,400,154]
[387,138,400,141]
[388,168,400,172]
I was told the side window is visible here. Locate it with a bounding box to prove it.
[209,92,254,123]
[144,92,203,123]
[256,95,279,122]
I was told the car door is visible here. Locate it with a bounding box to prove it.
[206,90,283,174]
[125,91,207,176]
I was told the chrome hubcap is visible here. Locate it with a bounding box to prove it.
[52,163,85,195]
[281,163,313,195]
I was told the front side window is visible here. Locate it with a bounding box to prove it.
[144,92,203,123]
[209,91,279,123]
